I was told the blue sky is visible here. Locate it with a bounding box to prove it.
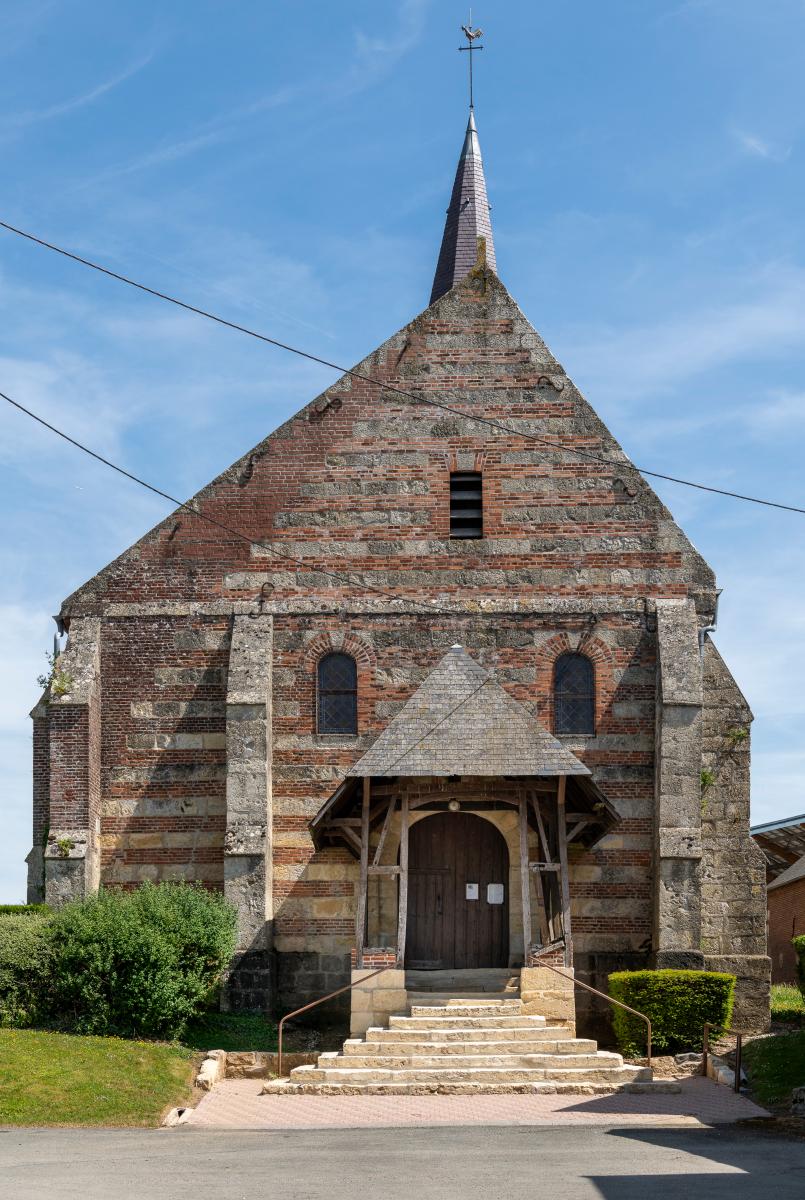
[2,0,805,900]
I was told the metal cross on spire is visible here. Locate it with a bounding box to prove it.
[459,16,484,110]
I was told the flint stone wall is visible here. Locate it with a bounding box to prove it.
[28,272,766,1028]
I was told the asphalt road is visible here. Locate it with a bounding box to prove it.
[1,1124,804,1199]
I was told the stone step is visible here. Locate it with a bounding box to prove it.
[407,992,521,1007]
[363,1024,566,1044]
[390,1014,546,1029]
[405,969,518,994]
[343,1037,598,1057]
[409,1001,522,1017]
[318,1052,624,1071]
[263,1079,681,1097]
[286,1064,652,1086]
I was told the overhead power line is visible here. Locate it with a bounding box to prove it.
[1,218,804,517]
[0,388,447,617]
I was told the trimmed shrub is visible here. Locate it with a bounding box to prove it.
[0,914,54,1026]
[793,935,805,996]
[46,883,238,1039]
[608,969,735,1057]
[0,905,50,916]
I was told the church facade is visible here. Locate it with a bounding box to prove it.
[26,110,770,1032]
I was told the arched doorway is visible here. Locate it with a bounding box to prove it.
[405,812,509,970]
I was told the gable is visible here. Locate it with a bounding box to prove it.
[59,268,717,621]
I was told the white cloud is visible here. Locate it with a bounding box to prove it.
[732,128,792,163]
[562,263,805,407]
[74,1,431,186]
[0,48,156,138]
[737,390,805,439]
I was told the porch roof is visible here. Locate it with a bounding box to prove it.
[347,645,591,779]
[310,646,620,853]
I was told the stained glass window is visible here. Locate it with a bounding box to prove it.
[553,653,595,735]
[317,653,358,734]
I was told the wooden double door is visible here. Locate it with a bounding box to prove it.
[405,812,509,970]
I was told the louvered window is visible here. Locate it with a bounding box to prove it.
[450,471,483,538]
[553,653,595,735]
[317,653,358,734]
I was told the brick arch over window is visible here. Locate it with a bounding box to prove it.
[302,631,376,735]
[534,632,615,733]
[302,631,376,672]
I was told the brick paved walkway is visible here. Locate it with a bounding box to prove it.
[184,1076,769,1130]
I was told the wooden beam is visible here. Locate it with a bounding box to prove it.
[396,794,409,968]
[368,865,401,877]
[354,777,370,970]
[528,791,556,942]
[530,793,553,864]
[372,797,396,867]
[556,775,573,967]
[519,795,533,960]
[340,828,362,857]
[566,819,590,844]
[529,862,561,872]
[754,834,799,866]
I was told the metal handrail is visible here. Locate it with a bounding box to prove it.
[276,966,389,1078]
[703,1022,743,1093]
[529,956,653,1067]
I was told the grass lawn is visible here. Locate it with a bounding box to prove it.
[743,1029,805,1108]
[771,983,805,1025]
[0,1029,196,1127]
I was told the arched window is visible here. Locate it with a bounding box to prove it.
[317,653,358,734]
[553,653,595,735]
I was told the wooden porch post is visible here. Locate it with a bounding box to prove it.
[556,774,574,967]
[396,794,409,968]
[354,776,370,969]
[519,795,533,964]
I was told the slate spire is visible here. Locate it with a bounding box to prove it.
[430,108,498,304]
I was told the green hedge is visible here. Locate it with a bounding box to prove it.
[46,883,238,1040]
[0,915,54,1027]
[793,936,805,995]
[0,905,50,917]
[608,969,735,1057]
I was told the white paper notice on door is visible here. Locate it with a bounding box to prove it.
[465,883,479,900]
[487,883,504,905]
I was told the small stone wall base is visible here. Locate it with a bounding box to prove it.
[350,968,407,1038]
[43,830,98,907]
[705,954,771,1033]
[25,846,44,904]
[222,949,275,1013]
[654,949,706,971]
[520,966,576,1035]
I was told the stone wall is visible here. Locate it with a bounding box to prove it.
[43,617,102,906]
[700,638,770,1029]
[35,270,765,1023]
[350,968,408,1038]
[653,599,704,967]
[223,614,273,1010]
[26,698,50,903]
[520,965,575,1033]
[98,613,229,892]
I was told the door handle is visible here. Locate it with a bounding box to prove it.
[436,892,443,915]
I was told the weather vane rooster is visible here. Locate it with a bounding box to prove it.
[459,18,485,109]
